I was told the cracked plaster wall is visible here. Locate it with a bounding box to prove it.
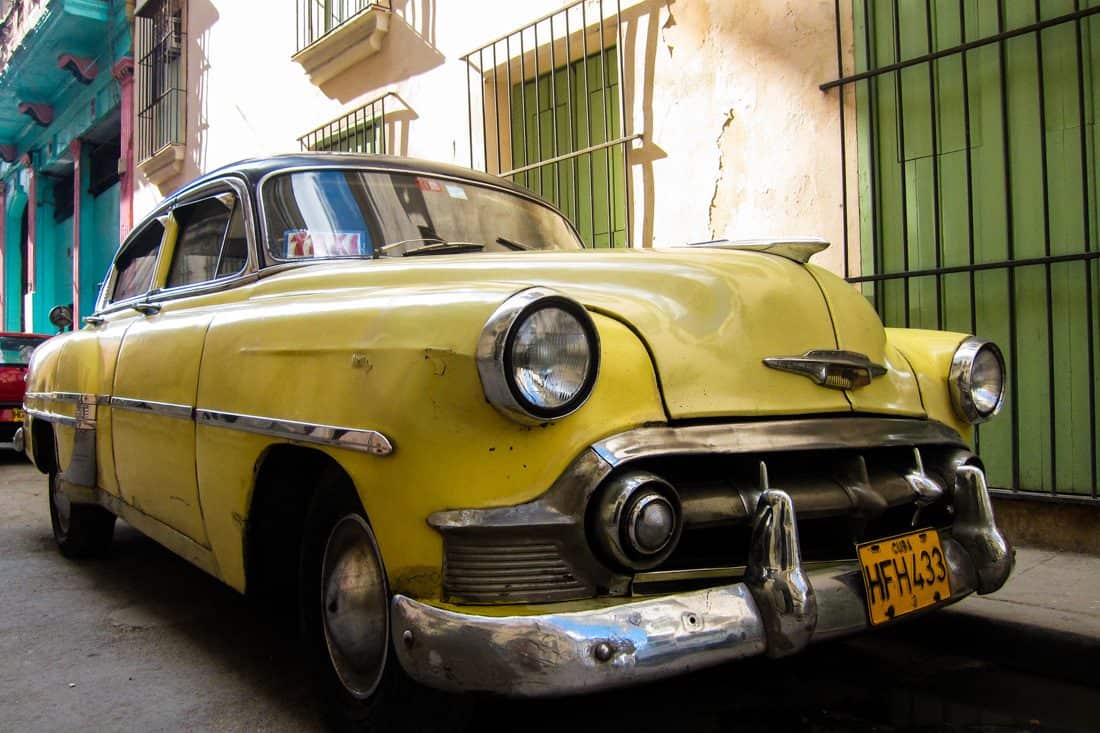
[643,0,858,275]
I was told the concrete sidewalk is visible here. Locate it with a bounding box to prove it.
[902,547,1100,688]
[948,547,1100,640]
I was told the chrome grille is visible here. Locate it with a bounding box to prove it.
[442,539,591,604]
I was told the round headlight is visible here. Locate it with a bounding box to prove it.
[589,471,683,571]
[477,287,600,423]
[949,337,1006,424]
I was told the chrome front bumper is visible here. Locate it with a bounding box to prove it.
[392,465,1013,697]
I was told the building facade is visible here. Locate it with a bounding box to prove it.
[1,0,1094,503]
[0,0,133,330]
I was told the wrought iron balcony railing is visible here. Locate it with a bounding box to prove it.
[296,0,390,52]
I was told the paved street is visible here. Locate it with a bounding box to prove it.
[2,453,1097,733]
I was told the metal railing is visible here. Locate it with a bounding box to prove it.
[296,0,390,53]
[298,93,393,153]
[824,0,1099,502]
[135,0,185,163]
[462,0,635,248]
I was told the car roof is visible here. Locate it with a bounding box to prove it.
[168,153,539,202]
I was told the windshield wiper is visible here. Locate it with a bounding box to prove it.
[495,236,530,251]
[401,241,485,257]
[377,237,485,257]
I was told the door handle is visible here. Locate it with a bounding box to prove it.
[132,303,162,316]
[83,315,105,326]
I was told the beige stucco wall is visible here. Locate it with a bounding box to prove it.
[133,0,858,275]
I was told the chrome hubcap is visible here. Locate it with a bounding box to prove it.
[51,475,71,536]
[321,514,389,698]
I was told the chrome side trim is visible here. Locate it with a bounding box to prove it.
[25,407,79,428]
[110,396,195,420]
[592,417,966,468]
[24,391,84,403]
[677,237,830,264]
[195,408,394,456]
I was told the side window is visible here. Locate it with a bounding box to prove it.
[167,194,243,288]
[112,220,164,303]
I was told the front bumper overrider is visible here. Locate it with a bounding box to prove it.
[391,465,1012,697]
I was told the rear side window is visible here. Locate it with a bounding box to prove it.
[112,220,164,303]
[167,194,247,288]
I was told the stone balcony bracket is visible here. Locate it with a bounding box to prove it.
[292,5,390,87]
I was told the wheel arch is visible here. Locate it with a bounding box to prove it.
[30,418,57,475]
[244,444,362,608]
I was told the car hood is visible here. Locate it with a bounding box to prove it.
[256,249,925,420]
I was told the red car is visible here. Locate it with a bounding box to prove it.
[0,332,50,450]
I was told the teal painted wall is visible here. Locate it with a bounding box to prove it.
[3,192,25,332]
[87,182,120,316]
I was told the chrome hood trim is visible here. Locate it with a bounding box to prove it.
[762,349,888,390]
[676,237,830,264]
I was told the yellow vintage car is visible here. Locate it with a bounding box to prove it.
[21,154,1013,727]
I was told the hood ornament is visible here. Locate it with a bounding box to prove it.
[763,349,887,390]
[678,237,829,264]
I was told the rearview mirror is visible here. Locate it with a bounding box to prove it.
[48,304,73,330]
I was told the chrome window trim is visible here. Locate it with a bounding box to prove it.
[92,176,261,318]
[195,408,393,456]
[110,397,195,420]
[593,417,967,467]
[156,176,261,296]
[254,164,585,266]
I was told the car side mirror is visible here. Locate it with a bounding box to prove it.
[48,304,73,331]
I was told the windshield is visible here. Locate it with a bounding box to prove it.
[0,335,46,366]
[261,169,583,261]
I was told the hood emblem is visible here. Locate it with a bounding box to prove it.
[762,350,887,390]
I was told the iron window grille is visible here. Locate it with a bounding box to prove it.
[298,93,395,154]
[462,0,638,248]
[135,0,186,163]
[824,1,1099,503]
[296,0,391,53]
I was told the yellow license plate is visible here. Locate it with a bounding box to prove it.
[11,408,24,423]
[857,528,951,625]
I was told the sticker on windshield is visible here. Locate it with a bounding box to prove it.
[445,184,468,200]
[416,177,445,193]
[285,230,366,257]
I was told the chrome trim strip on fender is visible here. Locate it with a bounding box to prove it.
[25,407,79,428]
[592,417,966,467]
[195,408,394,457]
[110,396,195,420]
[24,391,85,403]
[676,237,830,264]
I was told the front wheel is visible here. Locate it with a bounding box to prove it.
[299,481,464,732]
[49,472,115,558]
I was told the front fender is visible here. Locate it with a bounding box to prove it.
[886,328,972,444]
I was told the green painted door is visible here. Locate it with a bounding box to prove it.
[510,47,626,248]
[854,0,1099,496]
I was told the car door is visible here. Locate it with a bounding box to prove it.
[46,216,169,497]
[111,180,251,545]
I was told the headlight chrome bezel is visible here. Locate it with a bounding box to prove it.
[477,287,601,424]
[949,336,1007,424]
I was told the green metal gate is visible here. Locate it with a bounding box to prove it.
[825,1,1100,501]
